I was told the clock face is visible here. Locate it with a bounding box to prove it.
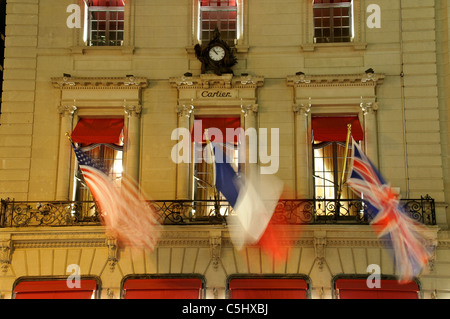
[208,45,226,62]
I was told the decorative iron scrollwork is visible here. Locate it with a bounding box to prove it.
[0,196,436,228]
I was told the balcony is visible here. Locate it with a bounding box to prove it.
[0,196,436,228]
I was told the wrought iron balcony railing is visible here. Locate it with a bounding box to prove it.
[0,196,436,228]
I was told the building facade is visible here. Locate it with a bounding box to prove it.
[0,0,449,299]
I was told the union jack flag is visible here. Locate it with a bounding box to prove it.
[346,139,432,283]
[70,138,161,251]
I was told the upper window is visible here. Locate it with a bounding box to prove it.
[85,0,125,46]
[199,0,238,47]
[313,0,353,43]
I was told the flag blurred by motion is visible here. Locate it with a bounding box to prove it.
[347,139,432,283]
[212,144,287,260]
[69,138,161,251]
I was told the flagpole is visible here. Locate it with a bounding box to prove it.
[337,124,352,201]
[65,132,73,144]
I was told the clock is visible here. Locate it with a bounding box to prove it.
[208,45,226,62]
[194,27,237,75]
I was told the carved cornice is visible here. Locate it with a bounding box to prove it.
[287,73,385,87]
[51,76,149,89]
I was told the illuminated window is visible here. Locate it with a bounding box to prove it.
[311,116,363,218]
[71,118,124,203]
[85,0,125,46]
[199,0,238,47]
[313,0,353,43]
[192,117,241,217]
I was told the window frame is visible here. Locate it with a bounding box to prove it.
[191,116,242,218]
[199,0,238,47]
[191,0,247,51]
[313,0,353,44]
[74,142,124,203]
[74,0,134,52]
[86,3,125,47]
[302,0,365,50]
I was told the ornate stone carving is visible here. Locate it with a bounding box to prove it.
[169,73,264,90]
[176,104,194,118]
[58,104,77,117]
[51,77,149,89]
[293,98,312,116]
[287,73,385,87]
[124,104,142,118]
[314,235,327,272]
[106,236,119,272]
[210,236,222,272]
[241,103,258,117]
[0,240,12,273]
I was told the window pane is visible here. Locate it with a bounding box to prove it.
[313,2,352,43]
[87,3,124,46]
[199,0,237,46]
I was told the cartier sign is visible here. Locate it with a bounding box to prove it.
[199,90,236,98]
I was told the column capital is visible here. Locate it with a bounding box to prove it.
[176,104,194,118]
[293,103,311,116]
[124,104,142,117]
[360,101,378,115]
[241,103,258,117]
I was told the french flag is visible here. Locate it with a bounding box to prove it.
[212,144,287,260]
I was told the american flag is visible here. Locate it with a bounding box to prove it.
[346,139,432,283]
[70,138,161,251]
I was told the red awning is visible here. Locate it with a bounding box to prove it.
[228,278,309,299]
[192,117,241,145]
[312,116,364,142]
[71,118,124,145]
[123,278,203,299]
[86,0,125,6]
[335,279,419,299]
[14,280,98,299]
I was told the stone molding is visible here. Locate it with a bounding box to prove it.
[169,73,264,90]
[51,76,149,89]
[287,73,385,88]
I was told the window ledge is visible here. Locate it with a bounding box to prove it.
[301,42,367,52]
[70,46,135,56]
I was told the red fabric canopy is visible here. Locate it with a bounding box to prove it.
[335,279,419,299]
[228,278,309,299]
[14,280,98,299]
[87,0,125,6]
[71,118,124,145]
[192,117,241,145]
[312,116,364,142]
[123,278,203,299]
